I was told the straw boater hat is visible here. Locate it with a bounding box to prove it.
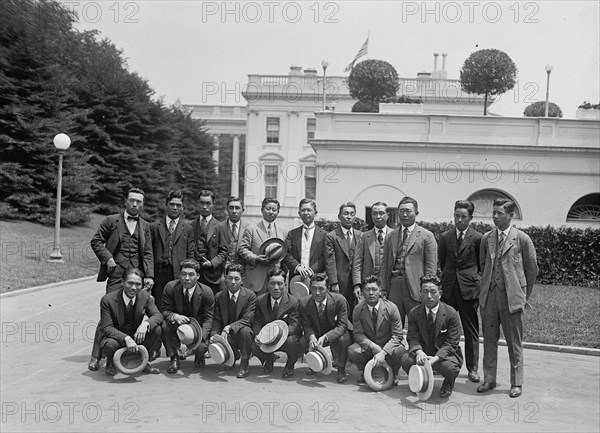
[305,346,333,375]
[176,317,203,356]
[408,360,435,400]
[258,238,287,264]
[364,358,395,392]
[113,345,149,375]
[208,335,236,367]
[289,275,310,299]
[256,320,289,353]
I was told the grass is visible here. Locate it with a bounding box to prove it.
[0,214,104,293]
[1,217,599,348]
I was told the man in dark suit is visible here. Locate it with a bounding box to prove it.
[299,273,352,384]
[238,198,288,294]
[438,200,482,383]
[352,202,391,296]
[349,274,406,383]
[325,202,363,317]
[161,259,215,374]
[88,187,154,371]
[400,275,463,399]
[192,189,227,294]
[283,198,327,281]
[99,268,163,376]
[381,196,437,328]
[477,199,538,398]
[150,190,195,310]
[251,268,302,378]
[211,264,256,378]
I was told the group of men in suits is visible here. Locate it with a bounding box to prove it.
[88,188,538,398]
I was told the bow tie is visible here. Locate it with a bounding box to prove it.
[126,215,139,221]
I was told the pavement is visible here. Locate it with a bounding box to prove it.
[1,278,599,432]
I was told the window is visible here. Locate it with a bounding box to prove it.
[305,166,317,199]
[264,164,278,198]
[567,193,600,222]
[306,118,316,141]
[266,117,280,143]
[467,190,522,219]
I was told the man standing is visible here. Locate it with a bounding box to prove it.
[283,198,327,281]
[150,190,194,310]
[238,198,288,294]
[477,199,538,398]
[325,202,363,317]
[211,264,256,378]
[352,202,390,297]
[88,187,154,371]
[299,273,352,384]
[251,268,302,378]
[381,197,437,328]
[161,259,215,373]
[438,200,482,383]
[192,189,227,294]
[400,276,463,399]
[218,196,249,269]
[99,268,163,376]
[349,275,406,384]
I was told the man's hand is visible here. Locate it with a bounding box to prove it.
[200,258,212,269]
[106,258,117,273]
[415,350,428,365]
[172,314,190,326]
[330,283,339,293]
[221,326,231,339]
[308,335,319,349]
[256,254,269,265]
[296,265,313,279]
[372,350,386,366]
[353,285,361,300]
[134,321,149,344]
[125,336,138,352]
[316,335,327,347]
[143,278,154,291]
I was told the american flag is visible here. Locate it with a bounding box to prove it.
[344,37,369,73]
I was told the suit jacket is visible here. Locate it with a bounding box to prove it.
[192,216,227,284]
[150,217,195,278]
[438,227,482,301]
[325,227,363,297]
[161,280,215,341]
[218,218,250,267]
[406,302,463,367]
[380,225,437,301]
[91,213,154,281]
[283,225,327,276]
[252,292,300,337]
[352,227,387,287]
[100,288,163,344]
[480,227,539,314]
[211,287,256,335]
[299,293,348,342]
[238,221,288,292]
[352,298,404,354]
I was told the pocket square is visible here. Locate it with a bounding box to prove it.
[440,329,447,333]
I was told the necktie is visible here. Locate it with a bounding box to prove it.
[378,229,384,245]
[273,300,279,316]
[127,215,139,221]
[267,223,272,237]
[231,223,238,239]
[318,302,325,316]
[168,219,176,234]
[346,230,352,247]
[304,228,310,241]
[183,289,191,314]
[457,231,463,249]
[497,232,505,256]
[402,228,408,244]
[201,217,208,232]
[127,299,134,312]
[427,310,435,350]
[228,295,237,323]
[371,307,378,329]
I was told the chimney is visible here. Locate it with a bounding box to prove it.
[433,53,439,71]
[303,68,318,76]
[289,65,302,76]
[442,53,447,71]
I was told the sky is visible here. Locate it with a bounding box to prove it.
[62,0,600,118]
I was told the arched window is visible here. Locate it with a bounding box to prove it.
[567,193,600,222]
[467,190,522,219]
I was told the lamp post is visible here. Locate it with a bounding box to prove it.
[321,60,329,111]
[544,64,553,117]
[47,133,71,263]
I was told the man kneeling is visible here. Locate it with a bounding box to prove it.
[100,268,163,376]
[349,275,406,384]
[400,275,463,398]
[161,259,215,373]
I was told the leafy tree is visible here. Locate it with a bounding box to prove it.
[523,101,563,118]
[460,49,518,115]
[348,59,399,112]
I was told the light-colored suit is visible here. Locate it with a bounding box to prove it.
[325,227,362,300]
[218,218,250,268]
[352,227,387,287]
[238,221,288,293]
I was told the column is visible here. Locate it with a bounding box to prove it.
[231,134,240,196]
[212,134,220,174]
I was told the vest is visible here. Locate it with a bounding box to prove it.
[115,229,140,269]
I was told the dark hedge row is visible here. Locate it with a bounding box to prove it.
[314,219,600,288]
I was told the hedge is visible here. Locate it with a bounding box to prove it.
[315,219,600,288]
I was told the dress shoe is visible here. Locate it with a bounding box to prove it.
[144,363,160,374]
[282,367,295,379]
[337,369,348,384]
[149,349,160,362]
[477,382,496,393]
[305,368,316,376]
[468,370,481,383]
[236,367,249,379]
[88,356,100,372]
[167,358,180,374]
[439,387,453,398]
[194,354,205,368]
[105,362,116,377]
[332,360,338,368]
[357,373,366,384]
[263,359,274,374]
[509,386,522,398]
